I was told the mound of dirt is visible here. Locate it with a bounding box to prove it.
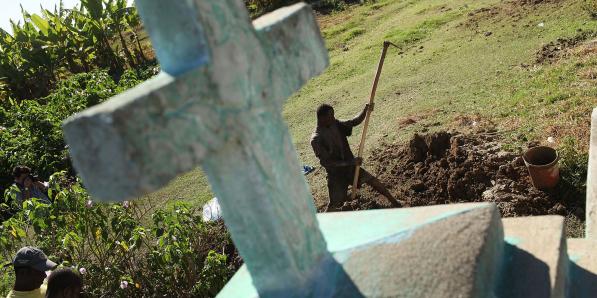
[338,195,386,211]
[461,0,563,31]
[516,0,552,4]
[461,0,547,29]
[537,30,597,64]
[339,131,584,221]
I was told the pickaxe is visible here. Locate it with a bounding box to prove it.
[351,41,400,200]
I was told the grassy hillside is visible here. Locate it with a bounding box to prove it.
[143,0,597,210]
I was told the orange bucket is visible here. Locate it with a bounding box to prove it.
[522,146,560,189]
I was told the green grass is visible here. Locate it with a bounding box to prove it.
[142,168,213,210]
[323,20,362,39]
[343,27,366,42]
[383,12,461,47]
[141,0,597,212]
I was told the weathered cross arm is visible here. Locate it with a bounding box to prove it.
[254,3,328,109]
[63,2,327,202]
[63,71,226,200]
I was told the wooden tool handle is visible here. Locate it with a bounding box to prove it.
[351,41,392,200]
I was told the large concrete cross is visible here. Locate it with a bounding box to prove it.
[61,1,511,297]
[63,0,330,294]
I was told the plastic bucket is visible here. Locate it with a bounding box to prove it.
[522,146,560,189]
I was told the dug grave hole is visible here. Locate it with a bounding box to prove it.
[330,130,585,237]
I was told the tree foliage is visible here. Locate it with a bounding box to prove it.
[0,0,149,101]
[0,66,159,190]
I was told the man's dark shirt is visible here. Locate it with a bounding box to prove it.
[310,111,366,176]
[10,182,50,206]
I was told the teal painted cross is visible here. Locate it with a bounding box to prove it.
[62,0,331,295]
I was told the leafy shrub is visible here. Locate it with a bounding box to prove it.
[0,172,239,297]
[192,251,234,297]
[0,67,157,192]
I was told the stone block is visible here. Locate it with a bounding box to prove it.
[568,238,597,298]
[218,203,504,297]
[498,216,568,298]
[586,108,597,239]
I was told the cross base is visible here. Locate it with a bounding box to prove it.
[218,203,504,297]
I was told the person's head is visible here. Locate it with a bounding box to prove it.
[46,268,83,298]
[12,166,31,185]
[12,246,57,291]
[23,175,34,188]
[317,104,335,127]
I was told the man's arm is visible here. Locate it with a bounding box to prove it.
[34,181,48,191]
[311,136,360,168]
[340,104,373,127]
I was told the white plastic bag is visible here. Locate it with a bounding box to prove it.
[202,197,222,222]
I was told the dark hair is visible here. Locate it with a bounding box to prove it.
[12,166,31,179]
[46,268,83,298]
[316,104,334,119]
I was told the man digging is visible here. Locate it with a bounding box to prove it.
[311,104,401,210]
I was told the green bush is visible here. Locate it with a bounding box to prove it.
[0,66,158,190]
[0,171,238,297]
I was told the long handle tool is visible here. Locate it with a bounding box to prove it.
[351,41,400,200]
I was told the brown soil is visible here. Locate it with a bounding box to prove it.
[461,1,534,29]
[461,0,564,32]
[536,30,597,64]
[337,131,585,222]
[516,0,556,4]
